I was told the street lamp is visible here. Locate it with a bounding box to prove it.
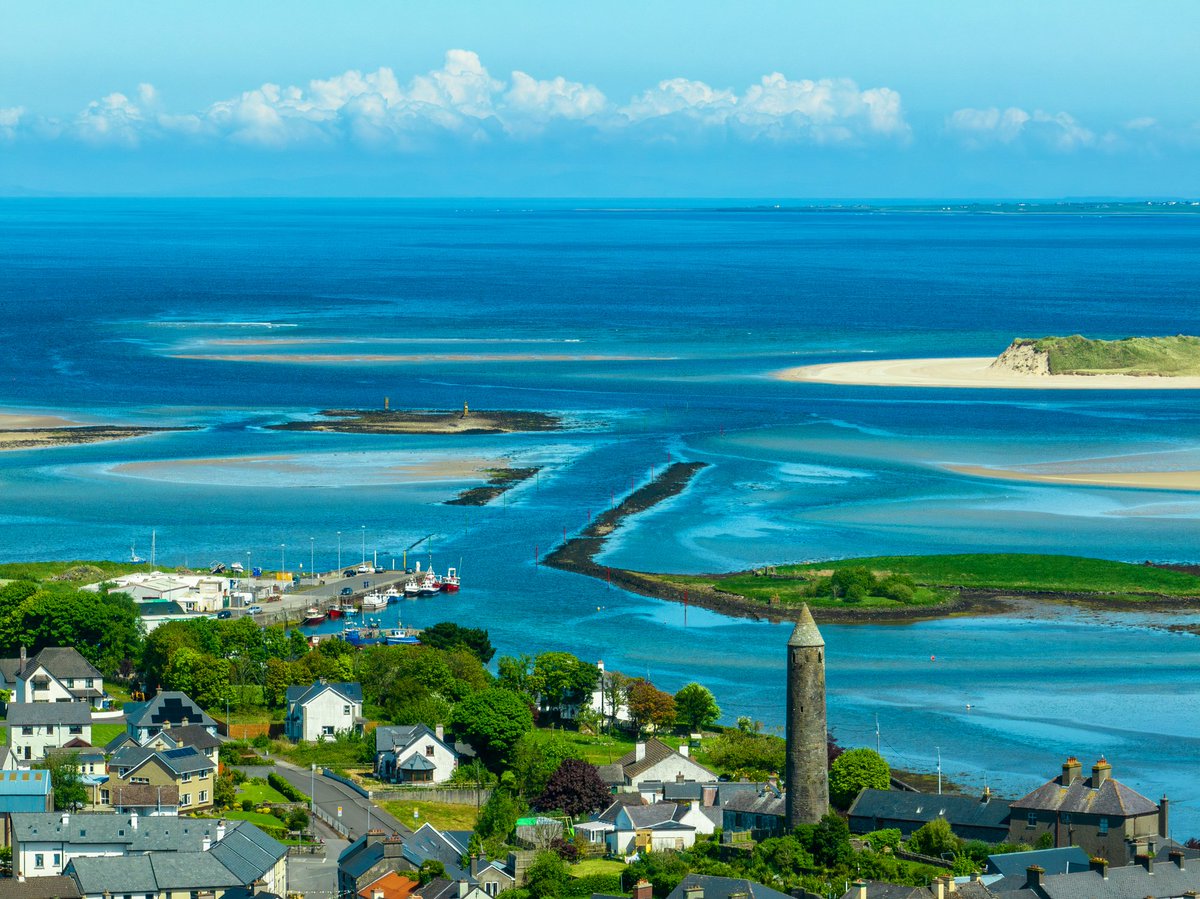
[310,537,315,582]
[337,531,342,571]
[310,763,316,816]
[280,543,286,574]
[360,525,366,565]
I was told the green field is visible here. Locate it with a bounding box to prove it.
[91,723,127,746]
[570,858,627,877]
[0,560,159,582]
[379,799,481,831]
[655,554,1200,610]
[1024,334,1200,376]
[236,780,288,805]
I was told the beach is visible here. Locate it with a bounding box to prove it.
[945,464,1200,492]
[775,356,1200,389]
[0,411,185,453]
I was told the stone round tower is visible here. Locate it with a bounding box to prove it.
[785,603,829,827]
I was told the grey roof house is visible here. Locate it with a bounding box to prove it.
[122,691,219,742]
[849,788,1012,843]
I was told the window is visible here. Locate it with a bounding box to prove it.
[101,789,110,803]
[199,790,208,803]
[1098,818,1109,835]
[66,678,75,687]
[425,744,435,757]
[21,726,32,736]
[86,678,94,688]
[35,853,44,869]
[131,776,150,785]
[69,725,83,735]
[181,772,192,782]
[344,704,351,715]
[53,853,61,867]
[1061,813,1071,825]
[322,725,335,736]
[1027,812,1037,827]
[44,725,53,734]
[486,884,499,897]
[182,793,191,806]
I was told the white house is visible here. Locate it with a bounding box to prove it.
[285,681,363,742]
[84,572,231,613]
[12,811,287,896]
[606,802,700,856]
[6,703,93,763]
[374,724,459,784]
[0,647,105,708]
[606,738,718,792]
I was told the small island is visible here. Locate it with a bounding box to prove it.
[445,466,541,505]
[776,334,1200,389]
[0,412,192,452]
[267,406,563,436]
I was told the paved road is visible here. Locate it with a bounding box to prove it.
[287,837,347,899]
[269,760,411,840]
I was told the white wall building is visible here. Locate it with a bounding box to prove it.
[375,724,459,784]
[285,681,363,742]
[6,703,93,763]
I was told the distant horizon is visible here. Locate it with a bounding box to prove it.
[3,194,1198,204]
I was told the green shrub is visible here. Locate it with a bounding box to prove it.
[268,772,308,803]
[241,799,254,812]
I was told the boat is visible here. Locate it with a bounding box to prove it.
[384,627,421,646]
[327,604,343,619]
[362,591,388,610]
[130,543,145,564]
[302,607,325,626]
[440,567,460,593]
[403,578,422,598]
[417,571,441,597]
[384,585,402,602]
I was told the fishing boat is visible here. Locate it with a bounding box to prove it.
[417,571,441,597]
[302,607,325,626]
[327,604,343,619]
[362,591,388,611]
[384,627,421,646]
[403,578,422,598]
[440,567,460,593]
[384,585,402,602]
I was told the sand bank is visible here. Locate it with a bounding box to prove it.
[947,464,1200,492]
[0,411,186,453]
[113,454,498,483]
[172,352,664,364]
[0,411,82,429]
[775,357,1200,389]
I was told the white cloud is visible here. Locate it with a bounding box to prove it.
[0,106,24,141]
[75,91,146,146]
[946,106,1094,151]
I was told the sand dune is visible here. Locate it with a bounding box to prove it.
[775,357,1200,389]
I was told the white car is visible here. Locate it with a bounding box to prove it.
[246,605,263,614]
[356,564,371,574]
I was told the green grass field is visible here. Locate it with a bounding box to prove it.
[1024,334,1200,376]
[379,799,480,831]
[0,560,160,582]
[570,858,626,877]
[236,780,287,805]
[91,723,127,746]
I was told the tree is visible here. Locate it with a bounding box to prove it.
[526,850,569,899]
[37,752,86,812]
[529,652,599,716]
[810,811,852,867]
[704,730,785,780]
[213,772,236,809]
[510,730,580,798]
[162,647,233,709]
[497,654,535,699]
[674,682,720,731]
[419,622,496,663]
[287,807,311,833]
[534,758,611,817]
[600,670,632,732]
[626,680,675,735]
[828,747,890,809]
[475,785,528,843]
[908,817,962,858]
[450,688,534,768]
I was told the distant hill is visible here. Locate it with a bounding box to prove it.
[992,334,1200,377]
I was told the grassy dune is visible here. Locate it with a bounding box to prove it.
[1023,335,1200,376]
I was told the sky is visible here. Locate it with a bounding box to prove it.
[2,1,1199,197]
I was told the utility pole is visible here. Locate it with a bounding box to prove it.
[337,531,341,570]
[360,525,365,565]
[280,543,286,574]
[875,714,880,755]
[310,537,315,582]
[936,746,942,795]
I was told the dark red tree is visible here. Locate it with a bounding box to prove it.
[534,758,612,817]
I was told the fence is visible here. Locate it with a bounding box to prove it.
[312,803,349,838]
[371,787,492,805]
[322,768,370,798]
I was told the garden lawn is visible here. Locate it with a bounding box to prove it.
[91,723,126,746]
[271,739,373,769]
[219,809,288,832]
[379,800,480,832]
[571,858,626,877]
[236,780,288,805]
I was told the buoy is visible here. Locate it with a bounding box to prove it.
[930,655,936,661]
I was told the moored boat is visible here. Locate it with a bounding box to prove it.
[362,591,387,610]
[302,607,325,625]
[384,585,402,602]
[441,567,460,593]
[384,627,422,645]
[327,604,343,619]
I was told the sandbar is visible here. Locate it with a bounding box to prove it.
[171,352,664,364]
[113,454,499,483]
[946,464,1200,492]
[0,410,186,453]
[775,357,1200,389]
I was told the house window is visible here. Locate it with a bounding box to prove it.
[1098,818,1109,835]
[181,793,191,806]
[486,884,499,897]
[69,725,83,734]
[131,777,150,785]
[1061,813,1071,825]
[425,744,435,757]
[322,725,335,736]
[344,704,351,715]
[1027,812,1037,827]
[101,789,110,803]
[181,772,192,782]
[21,726,32,736]
[44,725,53,734]
[35,853,44,868]
[53,853,61,868]
[199,790,208,803]
[66,678,75,687]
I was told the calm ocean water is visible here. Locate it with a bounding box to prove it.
[3,199,1200,831]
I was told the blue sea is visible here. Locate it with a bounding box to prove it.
[4,199,1200,832]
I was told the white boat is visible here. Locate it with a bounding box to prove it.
[361,591,388,610]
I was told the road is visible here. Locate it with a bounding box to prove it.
[267,761,412,840]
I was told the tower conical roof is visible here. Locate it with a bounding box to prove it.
[788,603,824,647]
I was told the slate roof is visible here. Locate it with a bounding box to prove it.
[1010,769,1158,818]
[615,737,716,782]
[165,724,223,751]
[11,812,257,852]
[158,745,218,775]
[667,873,795,899]
[17,647,103,680]
[597,763,625,786]
[287,680,363,706]
[138,600,187,615]
[848,789,1012,833]
[376,723,452,755]
[598,794,648,824]
[107,782,181,808]
[124,690,218,730]
[663,781,706,802]
[400,755,437,771]
[1025,857,1200,899]
[987,847,1091,877]
[105,731,136,753]
[623,801,689,828]
[6,702,92,725]
[404,822,470,877]
[723,790,786,817]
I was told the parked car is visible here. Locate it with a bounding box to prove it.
[217,609,233,619]
[373,566,385,573]
[246,605,263,614]
[343,569,356,578]
[356,564,371,573]
[340,586,353,596]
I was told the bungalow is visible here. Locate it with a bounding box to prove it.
[607,738,717,792]
[722,789,788,842]
[286,680,364,742]
[375,724,458,784]
[6,703,93,763]
[667,874,797,899]
[605,801,709,856]
[0,647,105,708]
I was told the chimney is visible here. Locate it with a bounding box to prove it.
[1169,849,1186,870]
[1061,757,1081,786]
[202,835,212,852]
[130,811,138,830]
[365,828,385,846]
[1025,866,1045,890]
[19,645,26,675]
[853,880,868,899]
[216,820,226,842]
[383,836,405,858]
[1136,853,1153,874]
[635,742,646,762]
[1089,858,1109,878]
[1160,795,1170,838]
[1092,757,1111,787]
[457,881,470,898]
[970,873,981,884]
[60,812,69,827]
[436,724,445,742]
[679,745,689,758]
[935,878,945,899]
[633,880,653,899]
[945,875,957,894]
[684,885,704,899]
